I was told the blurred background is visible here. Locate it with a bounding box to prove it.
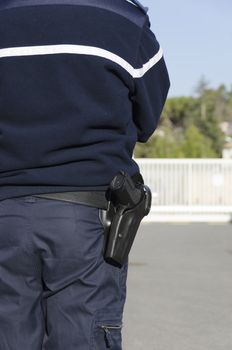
[132,0,232,222]
[124,1,232,349]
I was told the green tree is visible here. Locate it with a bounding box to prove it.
[134,125,184,158]
[195,87,225,156]
[134,79,229,159]
[180,125,217,158]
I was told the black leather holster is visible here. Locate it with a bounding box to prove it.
[99,170,152,268]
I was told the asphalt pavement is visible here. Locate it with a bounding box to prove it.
[122,223,232,350]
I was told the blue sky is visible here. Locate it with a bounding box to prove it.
[144,0,232,97]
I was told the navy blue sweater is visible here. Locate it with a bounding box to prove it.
[0,0,170,200]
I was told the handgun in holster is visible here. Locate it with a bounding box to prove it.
[99,170,152,268]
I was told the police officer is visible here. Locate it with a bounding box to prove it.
[0,0,170,349]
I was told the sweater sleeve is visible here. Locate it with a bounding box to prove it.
[130,17,171,143]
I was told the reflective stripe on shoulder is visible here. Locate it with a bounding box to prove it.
[0,44,163,78]
[126,0,149,14]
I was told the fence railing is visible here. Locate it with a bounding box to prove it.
[135,158,232,222]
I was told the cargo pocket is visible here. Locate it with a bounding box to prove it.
[91,309,123,349]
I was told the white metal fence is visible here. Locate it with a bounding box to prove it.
[135,158,232,222]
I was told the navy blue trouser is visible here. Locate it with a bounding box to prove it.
[0,195,128,350]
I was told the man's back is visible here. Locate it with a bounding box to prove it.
[0,0,170,200]
[0,2,170,349]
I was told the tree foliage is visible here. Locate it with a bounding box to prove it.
[134,80,230,158]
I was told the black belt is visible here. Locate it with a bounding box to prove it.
[32,172,144,210]
[33,191,108,210]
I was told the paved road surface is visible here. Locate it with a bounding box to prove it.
[122,223,232,350]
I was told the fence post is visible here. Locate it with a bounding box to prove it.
[188,161,193,209]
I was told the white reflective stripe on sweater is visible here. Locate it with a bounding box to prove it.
[0,44,163,78]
